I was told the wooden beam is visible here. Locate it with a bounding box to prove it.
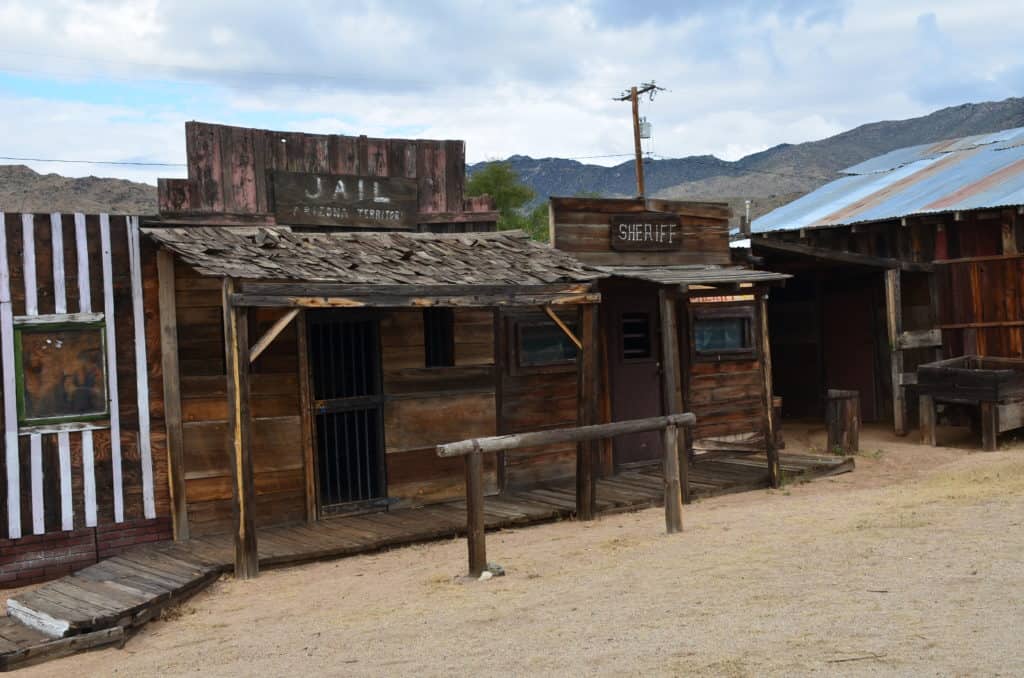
[222,277,258,579]
[157,251,188,541]
[540,305,582,350]
[295,310,317,523]
[575,303,599,521]
[464,449,487,577]
[437,412,696,457]
[658,288,685,527]
[897,329,942,350]
[752,238,934,272]
[885,269,907,436]
[231,292,602,309]
[249,308,300,363]
[758,291,781,487]
[239,282,595,298]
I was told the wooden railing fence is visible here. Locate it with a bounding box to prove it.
[436,412,696,576]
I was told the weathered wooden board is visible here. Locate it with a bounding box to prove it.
[272,171,418,229]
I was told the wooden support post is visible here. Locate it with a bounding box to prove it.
[465,449,487,577]
[662,423,683,533]
[157,251,188,541]
[658,288,687,513]
[919,394,937,446]
[296,310,317,522]
[575,303,599,520]
[758,291,781,488]
[223,278,259,579]
[825,389,860,455]
[885,269,907,436]
[980,401,998,451]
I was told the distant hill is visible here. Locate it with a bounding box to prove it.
[5,97,1024,222]
[0,165,157,214]
[471,97,1024,224]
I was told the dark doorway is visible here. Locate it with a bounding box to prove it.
[307,311,387,514]
[822,276,882,421]
[604,284,664,467]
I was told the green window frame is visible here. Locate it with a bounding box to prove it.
[14,318,109,426]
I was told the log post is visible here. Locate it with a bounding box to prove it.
[223,278,259,579]
[576,304,599,520]
[465,448,487,577]
[885,269,907,436]
[980,401,998,451]
[919,393,937,446]
[662,423,683,533]
[157,250,188,541]
[758,291,781,488]
[658,288,687,517]
[826,389,860,455]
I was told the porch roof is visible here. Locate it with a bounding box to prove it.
[144,226,604,307]
[596,264,790,290]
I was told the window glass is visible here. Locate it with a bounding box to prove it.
[17,324,107,424]
[694,317,749,353]
[519,322,577,367]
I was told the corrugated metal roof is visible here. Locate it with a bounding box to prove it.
[752,125,1024,234]
[597,264,789,288]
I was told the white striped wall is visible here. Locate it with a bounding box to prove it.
[2,212,154,540]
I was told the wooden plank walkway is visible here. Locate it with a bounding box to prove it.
[1,451,851,671]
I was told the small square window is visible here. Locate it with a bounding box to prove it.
[15,321,108,425]
[423,308,454,368]
[517,321,578,368]
[621,312,652,360]
[691,305,757,361]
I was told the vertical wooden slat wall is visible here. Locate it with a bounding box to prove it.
[0,212,167,544]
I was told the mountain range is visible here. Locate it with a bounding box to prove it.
[3,97,1024,223]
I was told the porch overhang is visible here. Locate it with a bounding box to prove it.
[595,264,790,292]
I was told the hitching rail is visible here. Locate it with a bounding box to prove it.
[437,412,696,576]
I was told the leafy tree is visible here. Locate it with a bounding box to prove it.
[466,162,535,232]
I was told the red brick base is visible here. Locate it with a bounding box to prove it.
[0,518,172,588]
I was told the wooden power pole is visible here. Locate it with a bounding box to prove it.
[615,81,664,198]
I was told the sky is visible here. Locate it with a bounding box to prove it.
[0,0,1022,185]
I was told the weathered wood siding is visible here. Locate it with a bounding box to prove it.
[498,309,579,488]
[0,213,169,577]
[381,308,498,506]
[157,122,496,231]
[684,300,768,441]
[550,197,731,266]
[175,262,306,536]
[937,254,1024,359]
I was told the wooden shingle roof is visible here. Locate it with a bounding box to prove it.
[144,227,601,285]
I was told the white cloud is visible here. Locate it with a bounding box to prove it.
[0,0,1021,181]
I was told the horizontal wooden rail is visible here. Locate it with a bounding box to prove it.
[437,413,696,457]
[437,413,697,577]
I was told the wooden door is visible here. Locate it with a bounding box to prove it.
[822,281,880,421]
[307,311,387,514]
[606,291,664,467]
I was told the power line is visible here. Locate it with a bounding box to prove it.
[0,155,185,167]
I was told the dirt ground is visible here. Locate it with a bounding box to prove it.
[9,423,1024,677]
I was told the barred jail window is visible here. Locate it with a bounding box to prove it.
[424,308,455,368]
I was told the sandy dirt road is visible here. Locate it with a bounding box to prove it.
[8,424,1024,676]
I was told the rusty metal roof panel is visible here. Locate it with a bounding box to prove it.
[753,126,1024,234]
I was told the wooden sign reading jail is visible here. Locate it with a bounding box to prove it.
[609,213,683,251]
[273,171,418,229]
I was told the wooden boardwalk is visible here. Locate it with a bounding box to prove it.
[1,452,851,671]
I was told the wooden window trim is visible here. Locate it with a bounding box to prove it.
[507,317,579,376]
[689,302,758,363]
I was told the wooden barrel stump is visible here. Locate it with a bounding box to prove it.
[826,389,860,455]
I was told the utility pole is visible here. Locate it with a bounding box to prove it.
[615,81,664,197]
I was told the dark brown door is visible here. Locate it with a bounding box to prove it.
[307,311,387,514]
[606,291,664,467]
[822,281,880,421]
